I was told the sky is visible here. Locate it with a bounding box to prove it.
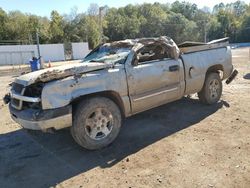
[0,0,250,17]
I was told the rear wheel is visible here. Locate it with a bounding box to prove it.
[198,72,222,104]
[71,97,122,150]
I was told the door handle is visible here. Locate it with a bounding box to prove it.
[169,65,179,72]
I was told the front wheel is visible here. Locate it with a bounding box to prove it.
[198,72,222,104]
[71,97,122,150]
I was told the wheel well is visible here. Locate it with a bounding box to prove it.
[206,64,224,78]
[71,91,125,118]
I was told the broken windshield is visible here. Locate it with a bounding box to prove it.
[83,45,131,64]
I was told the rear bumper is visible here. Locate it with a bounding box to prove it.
[226,69,238,84]
[9,105,72,131]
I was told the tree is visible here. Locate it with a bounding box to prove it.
[138,3,167,37]
[238,13,250,42]
[226,1,247,17]
[207,17,224,41]
[104,8,126,40]
[215,9,240,41]
[164,12,199,43]
[1,2,250,46]
[38,17,50,44]
[171,1,198,20]
[0,8,7,40]
[104,5,142,40]
[213,3,225,14]
[86,16,100,49]
[49,10,64,43]
[4,11,30,44]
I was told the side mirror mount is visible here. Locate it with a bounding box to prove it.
[132,55,139,66]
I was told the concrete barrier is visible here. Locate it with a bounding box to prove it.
[72,42,90,60]
[0,44,65,65]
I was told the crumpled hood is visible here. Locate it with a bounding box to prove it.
[15,62,113,86]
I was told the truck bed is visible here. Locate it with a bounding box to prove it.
[179,38,229,54]
[180,45,233,95]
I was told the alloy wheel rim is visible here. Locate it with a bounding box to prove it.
[85,108,114,140]
[209,79,220,99]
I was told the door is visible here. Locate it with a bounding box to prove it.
[125,46,184,114]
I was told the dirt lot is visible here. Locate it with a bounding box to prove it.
[0,48,250,188]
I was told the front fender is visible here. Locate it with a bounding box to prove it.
[41,73,107,109]
[41,67,129,112]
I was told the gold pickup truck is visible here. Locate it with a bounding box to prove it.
[5,36,237,150]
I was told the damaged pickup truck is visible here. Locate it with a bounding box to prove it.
[5,36,237,150]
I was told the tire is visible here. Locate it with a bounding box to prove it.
[198,72,222,104]
[71,97,122,150]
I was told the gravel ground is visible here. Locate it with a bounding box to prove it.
[0,48,249,188]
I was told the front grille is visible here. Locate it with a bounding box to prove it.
[12,83,25,94]
[11,83,25,110]
[11,98,20,107]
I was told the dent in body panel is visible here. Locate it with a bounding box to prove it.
[14,62,113,86]
[41,64,131,116]
[125,58,184,114]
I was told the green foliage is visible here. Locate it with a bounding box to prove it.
[86,16,100,49]
[171,1,198,20]
[1,1,250,47]
[49,10,64,43]
[0,8,7,40]
[5,11,30,43]
[238,12,250,42]
[164,12,200,43]
[138,3,167,37]
[207,17,224,40]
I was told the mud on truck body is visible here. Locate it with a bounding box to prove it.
[4,36,237,150]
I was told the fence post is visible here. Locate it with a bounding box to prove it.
[36,29,41,58]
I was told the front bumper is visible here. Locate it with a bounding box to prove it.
[9,104,72,131]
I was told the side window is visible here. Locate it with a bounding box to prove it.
[137,45,169,63]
